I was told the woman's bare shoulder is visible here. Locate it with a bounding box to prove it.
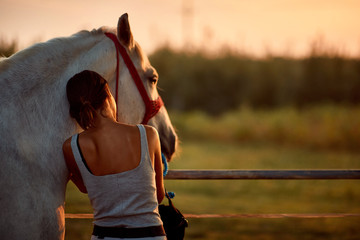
[62,137,72,152]
[143,125,159,140]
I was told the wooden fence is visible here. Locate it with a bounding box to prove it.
[164,169,360,180]
[65,169,360,219]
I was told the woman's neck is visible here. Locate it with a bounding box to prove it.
[91,108,117,130]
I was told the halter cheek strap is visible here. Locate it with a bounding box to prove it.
[105,32,164,124]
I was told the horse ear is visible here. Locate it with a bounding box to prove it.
[117,13,135,49]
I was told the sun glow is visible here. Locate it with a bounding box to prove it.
[0,0,359,57]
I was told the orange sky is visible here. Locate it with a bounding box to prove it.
[1,0,360,57]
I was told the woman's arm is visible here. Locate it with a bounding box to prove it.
[145,126,165,203]
[62,139,88,193]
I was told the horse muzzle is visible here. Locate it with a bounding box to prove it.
[159,126,177,161]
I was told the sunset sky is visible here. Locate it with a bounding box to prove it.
[1,0,360,57]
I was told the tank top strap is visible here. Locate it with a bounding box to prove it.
[70,134,91,176]
[70,134,80,164]
[137,124,153,168]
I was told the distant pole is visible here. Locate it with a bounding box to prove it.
[182,0,194,50]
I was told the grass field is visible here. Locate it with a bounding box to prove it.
[65,106,360,239]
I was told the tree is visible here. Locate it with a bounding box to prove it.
[0,37,18,57]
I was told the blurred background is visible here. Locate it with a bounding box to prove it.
[1,0,360,239]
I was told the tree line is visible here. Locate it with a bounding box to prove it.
[150,47,360,115]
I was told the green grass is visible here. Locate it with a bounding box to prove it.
[184,218,360,240]
[65,106,360,239]
[171,105,360,152]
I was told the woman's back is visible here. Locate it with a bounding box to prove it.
[71,124,163,229]
[77,122,149,176]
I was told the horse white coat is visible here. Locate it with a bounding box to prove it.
[0,14,177,239]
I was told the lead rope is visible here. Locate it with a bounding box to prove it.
[161,153,168,177]
[161,153,175,199]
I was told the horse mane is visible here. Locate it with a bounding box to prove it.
[0,27,113,73]
[0,27,116,100]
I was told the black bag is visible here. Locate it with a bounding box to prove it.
[158,192,188,240]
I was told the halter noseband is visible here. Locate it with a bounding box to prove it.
[105,32,163,124]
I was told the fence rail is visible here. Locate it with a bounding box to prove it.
[164,169,360,180]
[65,213,360,219]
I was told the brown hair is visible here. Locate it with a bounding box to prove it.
[66,70,111,130]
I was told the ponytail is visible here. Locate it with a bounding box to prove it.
[78,101,96,130]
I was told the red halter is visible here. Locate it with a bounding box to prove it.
[105,32,164,124]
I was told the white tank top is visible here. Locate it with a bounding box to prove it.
[70,124,163,228]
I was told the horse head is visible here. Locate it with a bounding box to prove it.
[108,14,177,161]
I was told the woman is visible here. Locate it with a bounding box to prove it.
[62,70,166,239]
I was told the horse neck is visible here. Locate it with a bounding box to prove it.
[0,30,115,97]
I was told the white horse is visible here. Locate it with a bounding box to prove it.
[0,14,177,239]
